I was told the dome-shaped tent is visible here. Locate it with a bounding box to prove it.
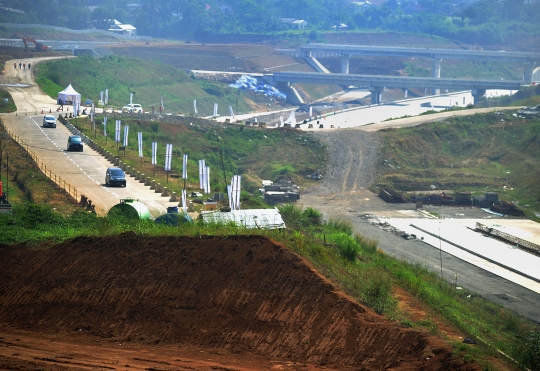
[107,198,151,220]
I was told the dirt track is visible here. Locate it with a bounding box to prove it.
[0,235,479,371]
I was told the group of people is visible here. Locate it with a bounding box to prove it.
[14,62,31,70]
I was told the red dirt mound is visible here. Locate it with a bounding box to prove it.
[0,234,479,370]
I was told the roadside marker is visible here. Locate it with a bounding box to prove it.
[41,109,43,114]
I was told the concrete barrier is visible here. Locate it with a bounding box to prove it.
[170,192,178,202]
[155,183,163,193]
[161,187,169,197]
[139,173,145,183]
[145,177,152,186]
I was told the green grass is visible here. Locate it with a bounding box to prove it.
[35,55,263,115]
[68,114,326,197]
[0,91,16,113]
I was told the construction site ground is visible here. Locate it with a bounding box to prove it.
[1,47,539,370]
[0,235,482,371]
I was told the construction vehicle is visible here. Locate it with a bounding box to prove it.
[22,37,50,52]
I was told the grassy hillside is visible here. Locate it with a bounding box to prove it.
[69,115,326,199]
[35,54,286,116]
[375,110,540,215]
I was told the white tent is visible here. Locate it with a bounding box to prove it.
[57,84,81,105]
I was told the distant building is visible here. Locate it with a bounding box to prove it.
[108,24,137,36]
[332,23,349,30]
[351,1,374,11]
[280,18,308,29]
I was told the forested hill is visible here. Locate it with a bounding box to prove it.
[1,0,539,48]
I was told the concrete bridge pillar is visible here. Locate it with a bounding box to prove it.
[524,61,536,85]
[369,86,385,105]
[472,88,486,105]
[432,58,442,95]
[341,54,350,74]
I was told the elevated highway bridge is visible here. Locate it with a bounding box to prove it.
[265,72,522,104]
[277,44,540,97]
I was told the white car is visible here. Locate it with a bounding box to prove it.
[122,103,144,113]
[42,115,56,128]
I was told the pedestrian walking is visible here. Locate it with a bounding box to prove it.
[19,62,22,69]
[14,62,16,69]
[23,63,26,69]
[28,63,31,69]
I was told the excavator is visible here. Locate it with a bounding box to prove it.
[22,37,51,52]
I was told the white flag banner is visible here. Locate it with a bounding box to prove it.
[182,154,188,179]
[90,102,94,122]
[138,132,143,158]
[72,101,77,118]
[228,105,235,120]
[236,175,241,210]
[130,92,134,105]
[123,125,129,147]
[164,144,173,171]
[204,166,210,194]
[284,111,296,126]
[227,184,232,208]
[103,116,107,137]
[404,89,408,98]
[115,120,121,143]
[182,189,187,213]
[193,99,198,114]
[201,163,207,192]
[199,159,205,189]
[309,106,312,117]
[254,117,257,123]
[105,89,108,105]
[100,91,104,105]
[161,96,164,111]
[213,103,218,117]
[279,116,283,127]
[230,175,241,211]
[152,142,157,165]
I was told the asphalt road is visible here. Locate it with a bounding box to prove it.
[2,57,180,216]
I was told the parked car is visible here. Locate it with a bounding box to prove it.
[190,192,203,197]
[122,103,144,113]
[105,167,126,187]
[84,99,93,106]
[67,135,83,152]
[42,115,56,128]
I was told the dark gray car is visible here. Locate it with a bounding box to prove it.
[67,135,83,152]
[105,167,126,187]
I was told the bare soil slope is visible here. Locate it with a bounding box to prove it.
[0,234,479,370]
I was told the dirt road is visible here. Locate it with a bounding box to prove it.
[298,120,540,325]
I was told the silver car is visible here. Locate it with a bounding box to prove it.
[42,115,56,128]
